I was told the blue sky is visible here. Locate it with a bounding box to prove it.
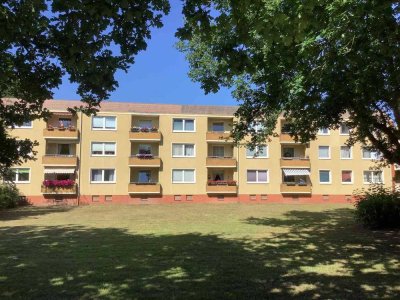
[52,1,236,106]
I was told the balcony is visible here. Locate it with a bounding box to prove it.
[129,155,161,167]
[280,183,312,194]
[206,132,233,143]
[43,128,79,140]
[41,184,77,195]
[279,133,297,143]
[206,181,238,194]
[128,183,161,194]
[206,157,237,168]
[129,128,161,141]
[42,155,78,166]
[280,157,310,168]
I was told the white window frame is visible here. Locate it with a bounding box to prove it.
[90,169,116,184]
[340,146,352,159]
[318,146,331,159]
[91,116,117,130]
[319,170,331,184]
[172,118,196,132]
[8,168,31,183]
[14,121,33,129]
[246,169,269,184]
[171,143,196,157]
[339,123,350,135]
[341,170,354,184]
[171,169,196,184]
[363,170,384,184]
[91,142,117,156]
[246,145,269,158]
[318,128,330,135]
[362,148,380,160]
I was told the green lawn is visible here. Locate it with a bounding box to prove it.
[0,203,399,299]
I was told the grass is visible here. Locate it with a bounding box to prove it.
[0,203,399,299]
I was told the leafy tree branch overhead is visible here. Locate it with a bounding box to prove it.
[0,0,170,174]
[177,0,400,164]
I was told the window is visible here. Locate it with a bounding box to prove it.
[90,169,115,183]
[105,195,112,202]
[212,146,225,157]
[251,122,264,132]
[341,170,353,184]
[91,142,116,156]
[250,195,257,201]
[174,195,182,201]
[14,121,32,128]
[186,195,193,201]
[172,144,195,157]
[173,119,195,132]
[6,168,30,183]
[323,195,329,201]
[362,148,380,159]
[363,171,383,184]
[92,116,116,130]
[340,146,352,159]
[247,170,268,183]
[139,120,152,129]
[261,194,268,201]
[340,123,350,135]
[319,170,331,184]
[92,195,100,202]
[138,144,151,155]
[138,170,151,183]
[246,145,268,158]
[59,118,71,127]
[172,169,195,183]
[282,147,295,158]
[58,144,71,155]
[212,122,224,131]
[318,146,330,159]
[318,128,330,135]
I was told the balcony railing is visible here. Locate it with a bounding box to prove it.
[42,155,78,166]
[128,182,161,194]
[280,183,312,194]
[43,127,79,139]
[206,157,237,168]
[206,132,233,142]
[280,157,310,168]
[206,180,238,194]
[129,128,161,141]
[129,155,161,167]
[41,183,77,195]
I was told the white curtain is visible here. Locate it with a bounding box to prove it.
[183,170,195,182]
[173,119,183,131]
[172,170,183,182]
[92,117,103,128]
[104,143,115,154]
[172,144,183,156]
[105,117,116,129]
[91,169,102,181]
[184,120,194,131]
[184,145,194,156]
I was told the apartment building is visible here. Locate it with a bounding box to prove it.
[6,99,393,205]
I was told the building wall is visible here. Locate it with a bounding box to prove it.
[7,105,393,205]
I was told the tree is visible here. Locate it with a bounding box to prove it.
[177,0,400,164]
[0,0,170,175]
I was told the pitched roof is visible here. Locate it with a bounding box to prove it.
[2,98,238,116]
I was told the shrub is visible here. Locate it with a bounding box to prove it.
[0,183,20,209]
[354,185,400,229]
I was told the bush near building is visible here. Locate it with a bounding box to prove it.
[0,183,21,209]
[354,185,400,229]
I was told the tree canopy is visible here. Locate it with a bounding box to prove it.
[0,0,170,174]
[177,0,400,164]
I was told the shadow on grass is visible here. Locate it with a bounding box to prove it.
[0,206,75,221]
[0,208,399,299]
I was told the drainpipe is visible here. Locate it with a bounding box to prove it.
[77,111,83,206]
[236,142,240,202]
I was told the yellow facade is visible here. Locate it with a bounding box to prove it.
[7,100,393,205]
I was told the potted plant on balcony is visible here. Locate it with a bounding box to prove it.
[227,180,237,186]
[150,127,158,132]
[68,125,76,131]
[47,125,54,131]
[131,127,140,132]
[140,127,150,133]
